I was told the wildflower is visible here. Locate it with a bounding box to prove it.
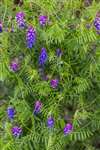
[94,17,100,30]
[39,48,48,66]
[7,107,15,120]
[26,26,36,48]
[12,126,22,137]
[10,58,20,72]
[39,15,48,26]
[56,49,63,57]
[34,101,42,115]
[0,22,3,33]
[63,123,73,135]
[50,79,59,89]
[15,12,25,29]
[47,116,54,128]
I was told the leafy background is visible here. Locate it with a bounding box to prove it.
[0,0,100,150]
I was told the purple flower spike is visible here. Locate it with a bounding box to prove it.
[39,48,48,66]
[0,22,3,33]
[47,116,54,128]
[15,12,25,29]
[26,26,36,48]
[34,101,42,115]
[12,126,22,137]
[56,49,63,57]
[94,17,100,30]
[63,123,73,135]
[10,59,20,72]
[7,107,15,120]
[39,15,48,26]
[50,79,59,89]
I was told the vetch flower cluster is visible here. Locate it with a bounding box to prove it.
[11,126,22,137]
[63,123,73,135]
[0,22,3,33]
[39,15,48,26]
[15,12,25,29]
[10,58,20,72]
[39,48,48,66]
[7,107,15,120]
[26,26,36,48]
[50,79,59,89]
[33,100,42,115]
[94,17,100,30]
[56,48,63,57]
[47,116,54,128]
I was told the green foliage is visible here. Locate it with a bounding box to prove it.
[0,0,100,150]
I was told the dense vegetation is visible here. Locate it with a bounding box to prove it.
[0,0,100,150]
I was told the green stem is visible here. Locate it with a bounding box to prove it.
[2,0,8,23]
